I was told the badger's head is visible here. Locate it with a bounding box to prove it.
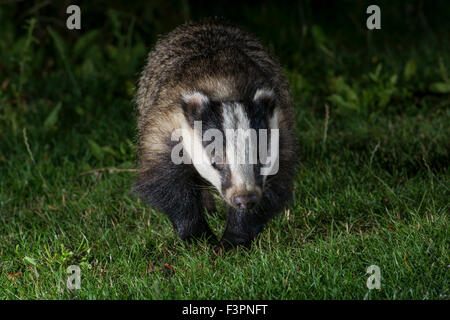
[173,89,280,210]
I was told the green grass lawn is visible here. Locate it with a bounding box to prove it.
[0,3,449,299]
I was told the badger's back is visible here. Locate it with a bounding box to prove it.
[137,20,289,112]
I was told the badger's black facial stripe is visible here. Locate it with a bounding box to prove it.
[181,92,210,125]
[220,164,232,194]
[252,89,276,118]
[200,100,224,131]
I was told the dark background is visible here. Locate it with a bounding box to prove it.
[2,0,449,122]
[4,1,450,65]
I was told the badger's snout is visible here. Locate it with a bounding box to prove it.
[231,193,260,210]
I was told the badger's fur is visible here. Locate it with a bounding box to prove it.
[135,20,297,248]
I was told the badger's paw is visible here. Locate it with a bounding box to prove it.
[176,222,216,244]
[214,234,253,254]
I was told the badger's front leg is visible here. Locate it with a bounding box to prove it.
[166,188,215,241]
[219,207,267,249]
[136,162,215,242]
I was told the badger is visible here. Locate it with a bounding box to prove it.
[135,19,297,249]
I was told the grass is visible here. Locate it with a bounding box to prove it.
[0,3,449,299]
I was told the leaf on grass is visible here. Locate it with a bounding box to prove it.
[311,25,327,45]
[369,64,383,82]
[6,272,23,283]
[88,139,104,161]
[23,256,37,266]
[387,225,397,232]
[118,161,134,169]
[44,102,62,129]
[328,94,358,111]
[1,78,10,90]
[390,74,398,85]
[404,59,417,80]
[101,146,119,158]
[73,30,100,60]
[429,82,450,94]
[164,263,175,272]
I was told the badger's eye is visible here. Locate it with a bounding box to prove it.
[212,161,224,171]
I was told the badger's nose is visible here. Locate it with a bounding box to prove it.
[232,193,260,210]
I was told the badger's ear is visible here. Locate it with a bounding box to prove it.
[181,92,209,121]
[253,88,275,116]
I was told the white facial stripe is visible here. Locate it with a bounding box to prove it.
[182,92,209,105]
[180,120,222,192]
[253,88,274,101]
[222,102,257,194]
[263,107,281,181]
